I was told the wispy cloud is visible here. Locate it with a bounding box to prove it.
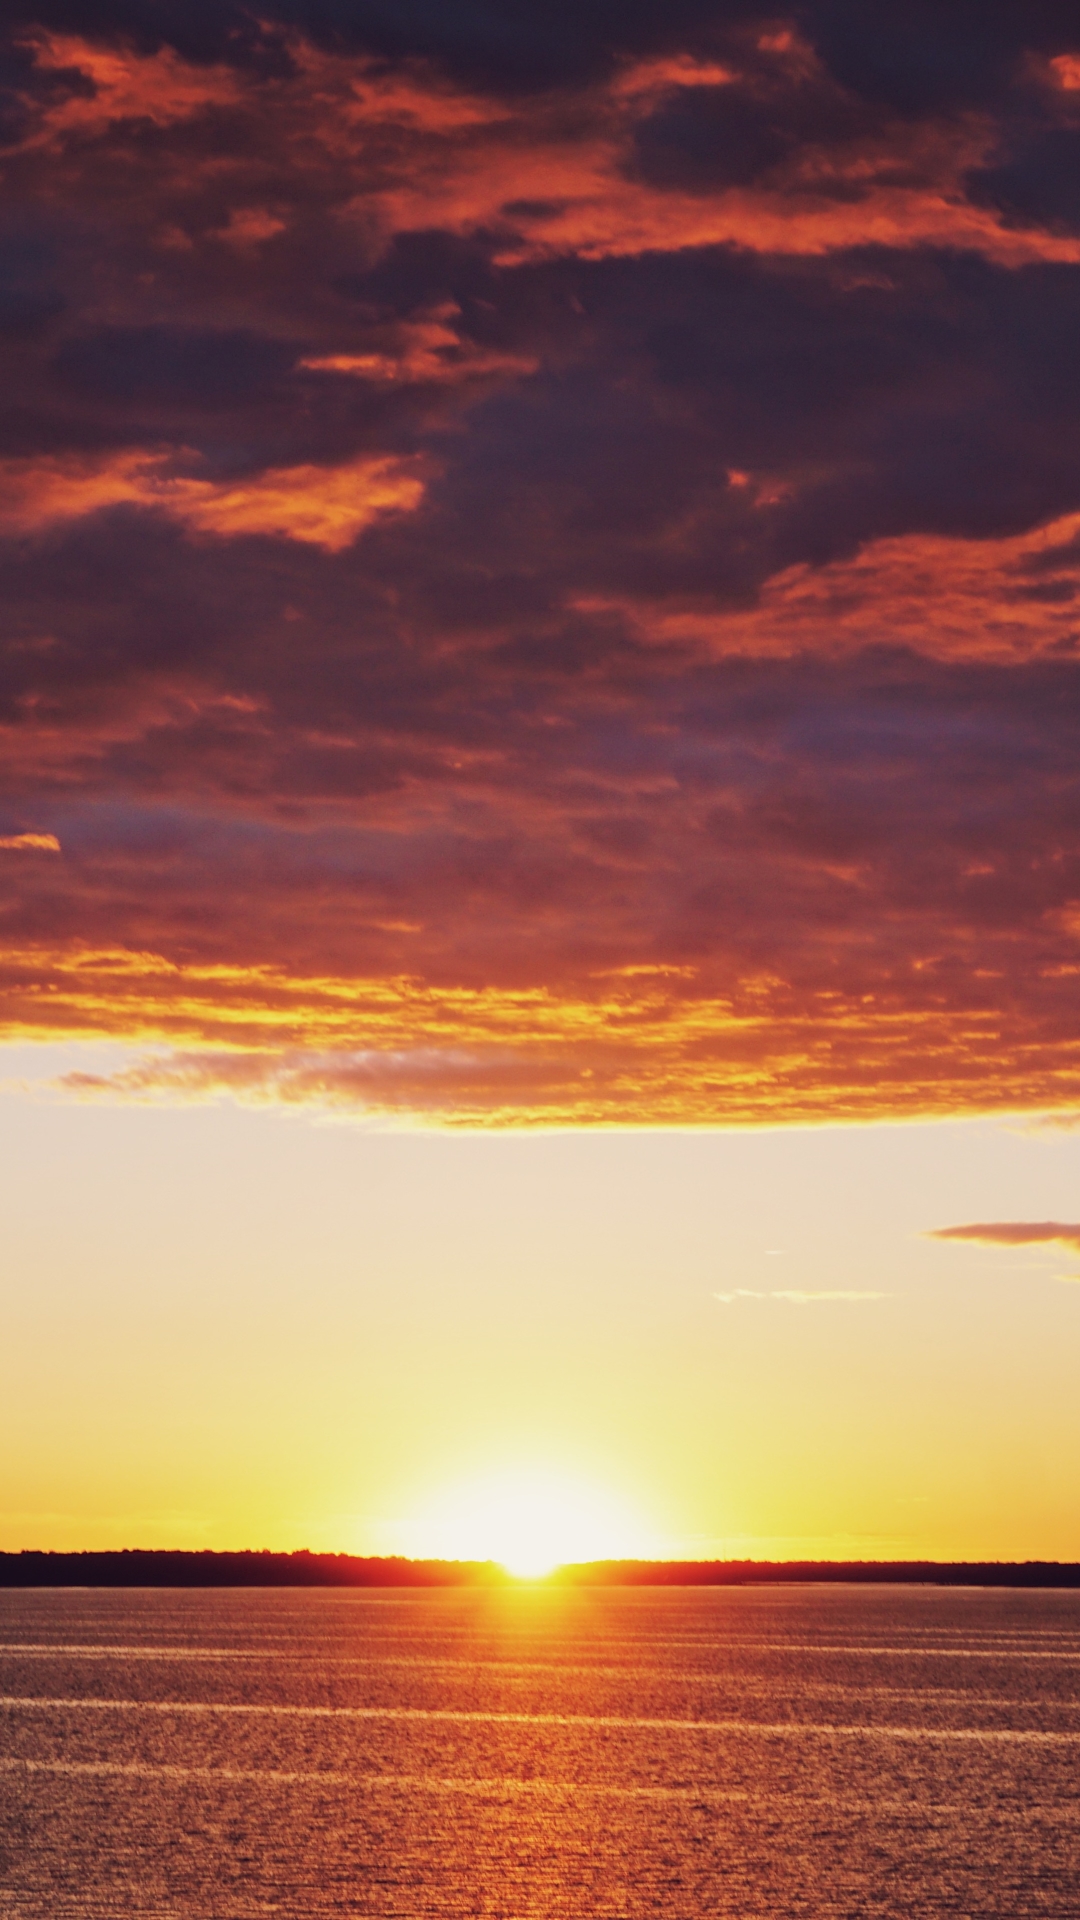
[0,833,60,853]
[929,1222,1080,1254]
[929,1220,1080,1284]
[0,452,425,550]
[713,1289,888,1305]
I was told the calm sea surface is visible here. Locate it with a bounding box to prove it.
[1,1584,1079,1916]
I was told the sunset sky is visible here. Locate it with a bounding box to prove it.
[3,0,1080,1565]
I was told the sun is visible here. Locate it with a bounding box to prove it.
[403,1468,655,1577]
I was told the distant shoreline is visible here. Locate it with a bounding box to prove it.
[3,1552,1080,1588]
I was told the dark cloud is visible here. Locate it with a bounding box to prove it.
[967,129,1080,234]
[629,85,804,193]
[0,0,753,91]
[5,0,1079,109]
[0,275,63,340]
[51,326,301,410]
[624,45,884,199]
[806,1,1080,114]
[0,36,91,148]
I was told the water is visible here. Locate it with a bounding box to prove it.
[2,1584,1079,1916]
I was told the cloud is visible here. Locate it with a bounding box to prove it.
[929,1221,1080,1253]
[0,453,425,550]
[18,31,243,140]
[4,6,1080,1120]
[602,508,1080,664]
[770,1289,890,1303]
[8,27,1080,277]
[0,832,60,851]
[713,1288,888,1304]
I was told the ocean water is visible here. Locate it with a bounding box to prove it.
[1,1585,1079,1917]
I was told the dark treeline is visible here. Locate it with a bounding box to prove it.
[560,1561,1080,1589]
[2,1552,1080,1588]
[0,1553,504,1588]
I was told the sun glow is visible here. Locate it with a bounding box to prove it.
[401,1469,656,1578]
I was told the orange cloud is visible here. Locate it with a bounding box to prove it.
[0,452,426,550]
[1049,55,1080,92]
[0,833,60,853]
[361,117,1071,274]
[298,308,537,385]
[930,1221,1080,1253]
[19,32,1080,270]
[18,31,242,144]
[484,177,1080,274]
[316,35,1079,271]
[585,510,1080,664]
[1,941,1079,1126]
[211,208,288,251]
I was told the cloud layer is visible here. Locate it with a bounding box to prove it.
[4,3,1080,1119]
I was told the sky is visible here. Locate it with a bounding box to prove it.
[3,0,1080,1563]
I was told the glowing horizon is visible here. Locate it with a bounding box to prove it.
[2,1087,1078,1565]
[386,1469,662,1578]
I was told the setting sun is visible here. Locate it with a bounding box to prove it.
[399,1469,657,1578]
